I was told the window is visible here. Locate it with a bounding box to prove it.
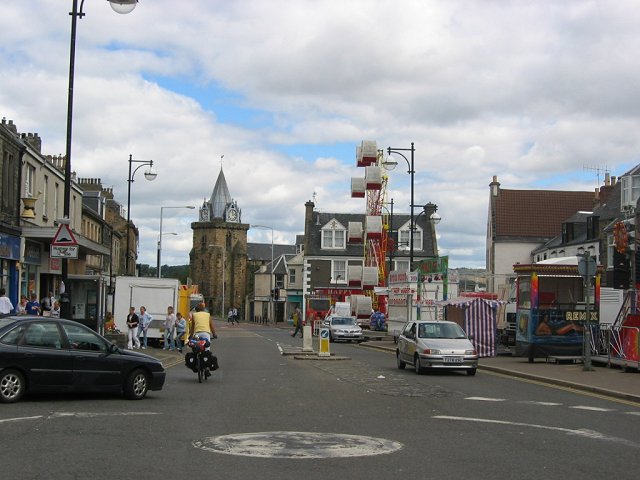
[25,164,36,197]
[54,183,59,220]
[621,174,640,210]
[321,220,346,249]
[62,323,106,352]
[395,260,409,272]
[23,322,63,349]
[42,175,48,219]
[333,260,346,283]
[398,225,422,251]
[289,268,296,285]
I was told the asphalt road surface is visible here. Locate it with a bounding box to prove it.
[1,323,639,480]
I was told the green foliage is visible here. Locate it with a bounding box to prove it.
[137,264,190,284]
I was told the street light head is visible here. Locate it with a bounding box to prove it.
[382,154,398,171]
[109,0,138,14]
[430,212,441,225]
[144,167,157,181]
[186,206,196,209]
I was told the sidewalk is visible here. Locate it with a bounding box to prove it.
[361,339,640,403]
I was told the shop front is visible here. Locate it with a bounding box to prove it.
[0,230,21,307]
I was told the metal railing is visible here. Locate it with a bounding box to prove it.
[591,323,640,370]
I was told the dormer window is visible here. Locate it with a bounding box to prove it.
[621,174,640,211]
[321,219,346,249]
[398,221,422,251]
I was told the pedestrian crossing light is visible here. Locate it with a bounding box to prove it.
[274,288,280,301]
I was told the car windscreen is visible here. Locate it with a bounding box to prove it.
[418,323,467,339]
[331,317,356,326]
[0,317,18,330]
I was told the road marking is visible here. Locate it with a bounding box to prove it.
[193,431,403,459]
[518,401,563,406]
[0,412,160,426]
[570,406,615,412]
[0,416,42,424]
[433,416,640,448]
[465,397,506,402]
[480,369,640,408]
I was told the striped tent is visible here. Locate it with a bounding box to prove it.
[438,297,505,357]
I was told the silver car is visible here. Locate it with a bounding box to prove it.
[396,320,478,375]
[325,316,364,343]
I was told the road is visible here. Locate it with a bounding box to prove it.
[1,323,639,480]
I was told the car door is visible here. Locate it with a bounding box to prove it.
[398,322,417,363]
[61,323,123,390]
[16,321,73,388]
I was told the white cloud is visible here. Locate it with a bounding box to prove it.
[2,0,640,269]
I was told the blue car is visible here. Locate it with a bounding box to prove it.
[0,316,165,403]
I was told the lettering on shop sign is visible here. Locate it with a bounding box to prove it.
[565,311,599,322]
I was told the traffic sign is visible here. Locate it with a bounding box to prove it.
[50,245,79,259]
[52,223,77,246]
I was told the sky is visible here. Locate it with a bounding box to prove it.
[2,0,640,269]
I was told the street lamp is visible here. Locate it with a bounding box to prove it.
[156,232,176,278]
[577,246,597,372]
[60,0,138,318]
[157,205,195,278]
[251,225,274,323]
[126,154,157,274]
[386,143,415,270]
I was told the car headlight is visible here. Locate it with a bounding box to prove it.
[423,348,440,355]
[465,349,477,355]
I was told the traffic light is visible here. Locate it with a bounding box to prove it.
[274,288,280,301]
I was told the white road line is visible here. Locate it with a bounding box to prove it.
[433,415,640,448]
[518,401,563,406]
[0,416,42,424]
[570,406,615,412]
[465,397,506,402]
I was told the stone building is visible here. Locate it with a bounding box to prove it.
[190,168,248,318]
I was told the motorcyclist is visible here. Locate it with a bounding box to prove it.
[188,302,217,377]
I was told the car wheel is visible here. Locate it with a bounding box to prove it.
[124,368,149,400]
[396,351,406,370]
[0,369,25,404]
[467,368,477,376]
[414,355,422,374]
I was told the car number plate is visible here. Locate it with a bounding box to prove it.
[444,356,463,364]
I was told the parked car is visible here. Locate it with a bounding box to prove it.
[323,316,364,343]
[396,320,478,375]
[0,316,165,403]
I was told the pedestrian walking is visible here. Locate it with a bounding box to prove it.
[0,288,13,317]
[126,307,140,349]
[291,307,303,338]
[175,312,186,352]
[163,306,176,350]
[137,306,153,349]
[227,307,234,325]
[232,307,239,324]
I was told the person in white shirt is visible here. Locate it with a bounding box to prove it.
[163,306,176,351]
[0,288,13,316]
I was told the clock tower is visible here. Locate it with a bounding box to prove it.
[191,167,248,318]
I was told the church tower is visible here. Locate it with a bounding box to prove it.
[190,167,248,318]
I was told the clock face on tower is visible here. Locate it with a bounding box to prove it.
[199,208,210,222]
[227,207,238,222]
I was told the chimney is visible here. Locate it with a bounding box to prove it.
[489,175,501,197]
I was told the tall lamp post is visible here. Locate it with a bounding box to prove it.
[577,246,596,372]
[60,0,139,318]
[386,143,415,269]
[156,232,177,277]
[251,225,274,323]
[157,205,195,278]
[126,154,157,274]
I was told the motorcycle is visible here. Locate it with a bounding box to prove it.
[184,335,218,383]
